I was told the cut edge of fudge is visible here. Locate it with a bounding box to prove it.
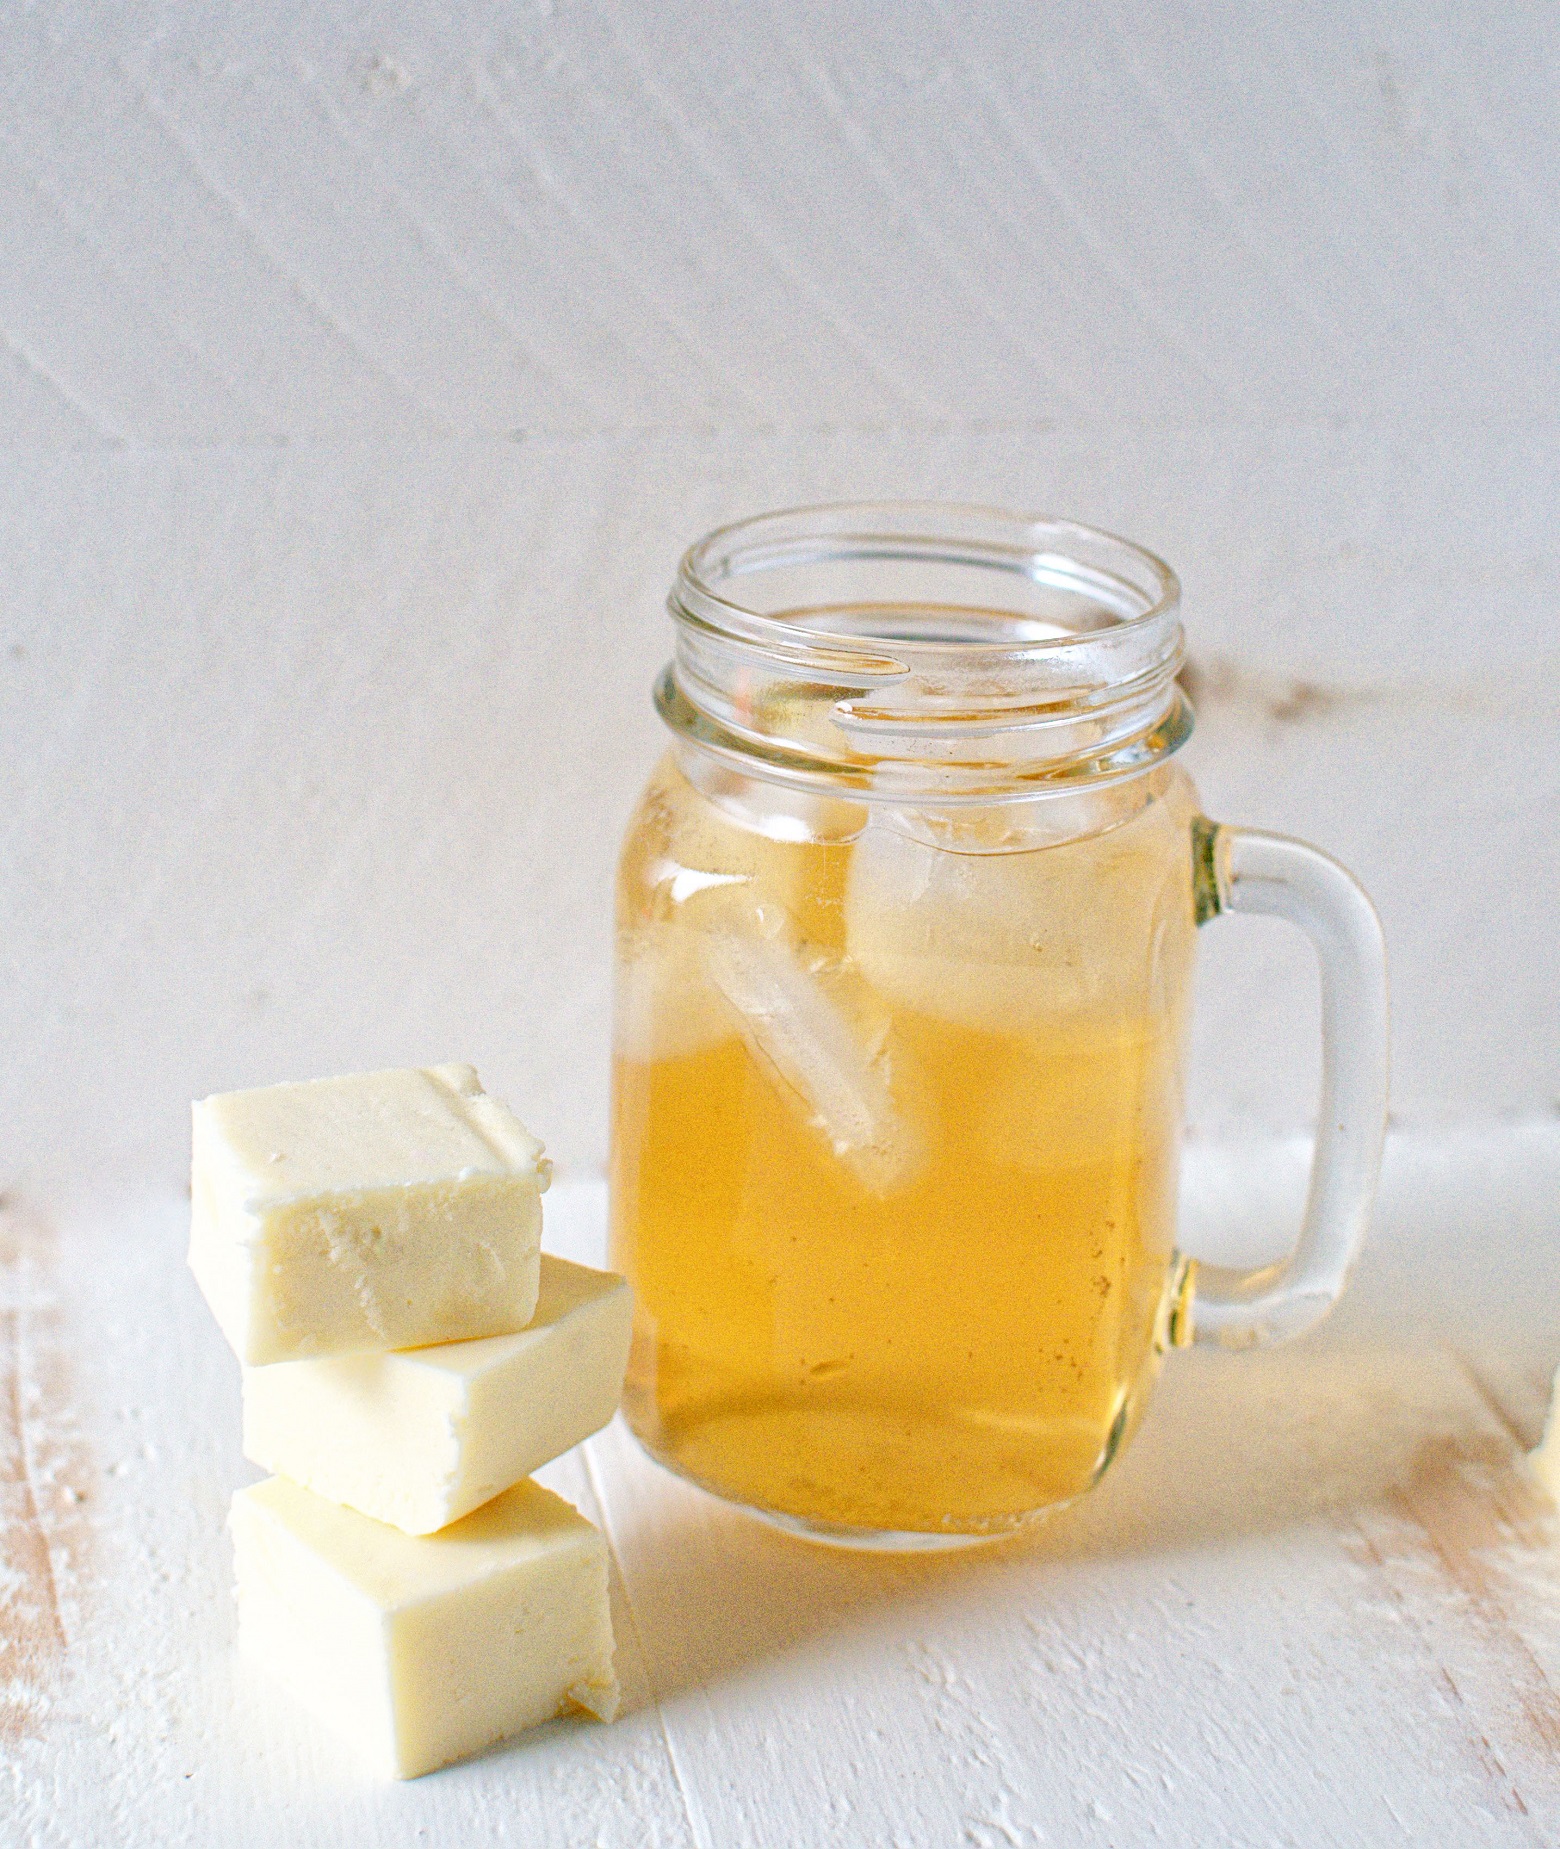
[231,1475,619,1780]
[241,1253,632,1535]
[189,1064,549,1365]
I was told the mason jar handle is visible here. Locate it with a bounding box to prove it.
[1186,821,1389,1349]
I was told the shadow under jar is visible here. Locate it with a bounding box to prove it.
[609,504,1388,1549]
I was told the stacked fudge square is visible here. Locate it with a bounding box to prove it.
[188,1063,632,1780]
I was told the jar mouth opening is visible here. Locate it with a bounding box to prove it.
[674,500,1180,663]
[663,501,1189,804]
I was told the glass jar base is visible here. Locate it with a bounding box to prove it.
[625,1427,1073,1551]
[747,1506,1022,1552]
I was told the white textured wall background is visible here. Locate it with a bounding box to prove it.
[1,0,1555,1190]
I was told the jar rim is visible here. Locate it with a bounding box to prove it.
[661,501,1190,804]
[673,500,1181,658]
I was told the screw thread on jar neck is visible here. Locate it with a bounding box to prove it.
[660,501,1191,808]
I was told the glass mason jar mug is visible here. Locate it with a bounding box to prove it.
[609,504,1388,1548]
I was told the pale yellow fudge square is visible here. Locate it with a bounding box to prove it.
[241,1254,632,1535]
[190,1064,548,1365]
[231,1475,618,1780]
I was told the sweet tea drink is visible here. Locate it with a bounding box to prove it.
[610,750,1200,1537]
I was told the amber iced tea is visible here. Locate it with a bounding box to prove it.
[609,755,1201,1538]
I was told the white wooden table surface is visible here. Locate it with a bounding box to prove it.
[6,1126,1560,1848]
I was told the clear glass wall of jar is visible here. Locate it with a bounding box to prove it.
[609,504,1388,1548]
